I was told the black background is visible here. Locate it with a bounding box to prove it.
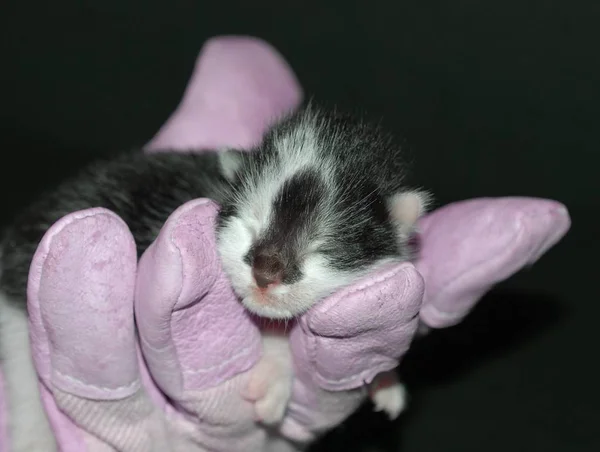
[1,1,598,451]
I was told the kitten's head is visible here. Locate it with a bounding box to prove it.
[215,109,431,319]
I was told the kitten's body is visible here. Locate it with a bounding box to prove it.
[0,150,233,301]
[0,106,427,450]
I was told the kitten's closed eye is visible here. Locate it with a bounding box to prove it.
[301,240,326,257]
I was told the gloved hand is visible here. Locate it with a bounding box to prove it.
[26,200,266,451]
[276,196,570,444]
[0,35,571,452]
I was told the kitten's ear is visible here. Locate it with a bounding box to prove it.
[387,189,432,235]
[217,150,246,182]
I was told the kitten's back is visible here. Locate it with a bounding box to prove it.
[0,150,231,301]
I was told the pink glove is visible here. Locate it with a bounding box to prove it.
[0,35,571,452]
[416,197,570,331]
[26,201,266,451]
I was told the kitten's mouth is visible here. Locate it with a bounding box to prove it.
[242,287,296,319]
[251,287,275,304]
[242,295,292,319]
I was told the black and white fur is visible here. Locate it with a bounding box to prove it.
[0,105,430,450]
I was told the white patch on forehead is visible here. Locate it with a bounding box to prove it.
[234,118,336,240]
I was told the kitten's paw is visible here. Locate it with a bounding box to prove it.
[253,375,293,425]
[371,381,407,420]
[242,357,293,426]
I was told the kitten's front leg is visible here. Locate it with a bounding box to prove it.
[242,327,293,426]
[368,370,407,420]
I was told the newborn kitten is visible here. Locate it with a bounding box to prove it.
[0,105,429,451]
[215,108,429,424]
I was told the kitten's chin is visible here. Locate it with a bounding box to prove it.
[240,293,310,320]
[241,297,294,319]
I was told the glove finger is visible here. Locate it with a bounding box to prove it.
[28,208,139,396]
[135,199,264,451]
[136,199,261,395]
[145,36,302,152]
[282,263,424,443]
[27,208,175,451]
[415,197,571,329]
[290,262,424,392]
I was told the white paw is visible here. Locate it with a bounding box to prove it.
[253,376,293,425]
[242,357,293,425]
[371,381,407,420]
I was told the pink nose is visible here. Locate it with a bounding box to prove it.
[252,253,284,288]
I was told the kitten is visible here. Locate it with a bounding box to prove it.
[0,105,430,450]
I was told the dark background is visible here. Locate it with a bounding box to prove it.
[1,1,598,451]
